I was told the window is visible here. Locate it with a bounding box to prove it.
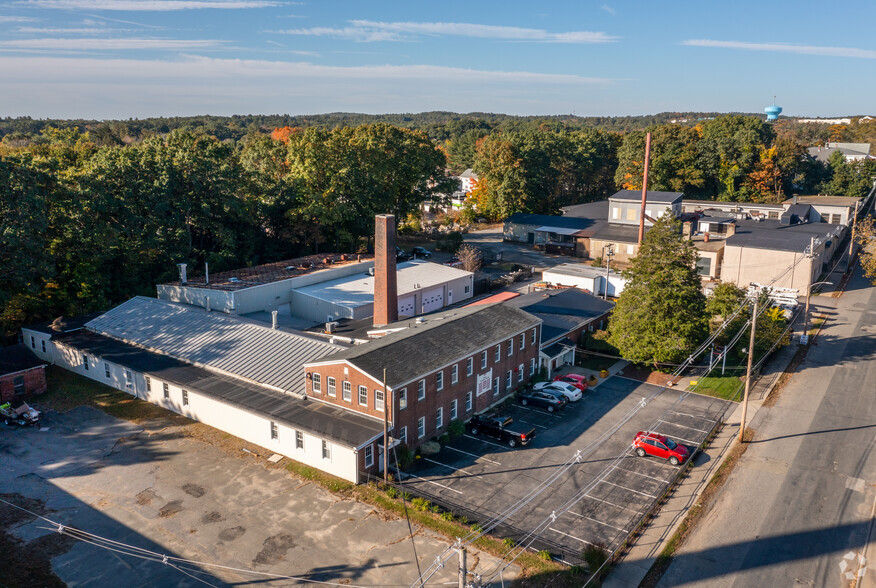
[481,351,487,369]
[41,340,46,353]
[104,363,111,379]
[182,389,189,406]
[358,385,368,407]
[322,440,331,460]
[30,336,35,349]
[518,364,524,383]
[530,358,536,376]
[508,338,514,356]
[494,345,500,363]
[418,379,426,400]
[399,388,407,410]
[13,376,24,396]
[451,364,458,384]
[769,211,779,220]
[531,329,537,345]
[627,244,635,255]
[364,444,373,468]
[493,377,500,396]
[312,373,321,393]
[626,207,636,221]
[270,421,278,440]
[125,370,133,389]
[375,389,385,412]
[295,430,304,449]
[464,285,470,294]
[145,376,152,392]
[163,383,169,399]
[436,371,444,391]
[612,206,620,220]
[83,355,89,371]
[450,399,458,420]
[417,417,426,439]
[506,370,512,390]
[436,407,443,429]
[327,377,336,397]
[343,381,352,402]
[467,357,473,376]
[520,333,525,350]
[831,213,842,224]
[398,426,407,444]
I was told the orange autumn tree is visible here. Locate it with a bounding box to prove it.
[271,126,297,143]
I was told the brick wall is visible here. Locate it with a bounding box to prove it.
[307,324,541,449]
[0,367,47,403]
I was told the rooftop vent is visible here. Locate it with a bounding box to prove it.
[228,277,240,283]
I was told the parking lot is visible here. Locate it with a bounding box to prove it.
[399,376,733,562]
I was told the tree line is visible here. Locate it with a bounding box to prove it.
[2,114,873,343]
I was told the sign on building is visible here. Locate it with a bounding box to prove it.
[476,369,492,396]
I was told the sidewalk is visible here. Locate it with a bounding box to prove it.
[603,336,802,587]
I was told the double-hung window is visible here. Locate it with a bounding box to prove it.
[508,338,514,356]
[327,377,336,397]
[466,357,473,376]
[182,389,189,406]
[312,373,321,393]
[417,417,426,439]
[125,370,133,390]
[518,363,524,383]
[399,388,407,409]
[375,389,385,412]
[465,391,473,412]
[13,376,24,396]
[358,385,368,407]
[481,351,487,369]
[493,377,499,396]
[163,383,169,399]
[295,430,304,449]
[104,363,111,379]
[520,333,525,350]
[436,407,443,429]
[506,370,512,390]
[450,399,458,420]
[364,445,373,468]
[30,336,35,349]
[418,379,426,400]
[451,365,458,384]
[41,340,46,353]
[322,440,331,460]
[531,328,537,345]
[343,381,352,402]
[436,371,444,391]
[398,426,407,444]
[83,355,89,371]
[494,345,500,363]
[145,377,152,392]
[530,358,536,376]
[270,421,278,440]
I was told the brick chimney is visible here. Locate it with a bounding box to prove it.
[374,214,398,327]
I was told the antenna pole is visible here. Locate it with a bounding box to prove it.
[638,132,651,246]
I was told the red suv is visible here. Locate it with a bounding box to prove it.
[632,431,689,466]
[553,373,588,391]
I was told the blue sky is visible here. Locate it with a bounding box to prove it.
[1,0,874,119]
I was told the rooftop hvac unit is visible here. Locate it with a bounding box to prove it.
[325,321,339,333]
[368,267,375,276]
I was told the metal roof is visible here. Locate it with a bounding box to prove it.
[86,297,342,395]
[543,263,611,280]
[534,226,582,236]
[293,260,472,308]
[609,190,683,204]
[505,213,595,230]
[54,330,382,448]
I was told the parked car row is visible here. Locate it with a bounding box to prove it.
[396,246,432,262]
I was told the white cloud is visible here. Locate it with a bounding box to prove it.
[0,15,37,21]
[277,20,618,43]
[682,39,876,60]
[0,37,224,49]
[601,5,616,15]
[18,0,278,10]
[16,26,134,33]
[0,55,618,118]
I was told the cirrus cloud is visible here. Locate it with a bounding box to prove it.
[16,0,278,10]
[683,39,876,60]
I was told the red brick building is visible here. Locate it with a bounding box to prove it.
[304,304,541,473]
[0,344,48,403]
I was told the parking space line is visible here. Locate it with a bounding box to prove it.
[582,494,640,512]
[652,432,700,446]
[549,527,596,547]
[405,473,463,495]
[613,465,670,483]
[515,419,549,429]
[600,480,657,498]
[664,421,711,434]
[515,406,562,419]
[668,409,714,421]
[462,434,508,450]
[422,457,474,475]
[444,446,501,466]
[567,511,629,534]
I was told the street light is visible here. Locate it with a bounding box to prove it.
[802,280,832,344]
[603,244,615,301]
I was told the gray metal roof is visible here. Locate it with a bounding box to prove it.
[54,330,382,448]
[609,190,683,204]
[86,297,341,395]
[306,304,541,389]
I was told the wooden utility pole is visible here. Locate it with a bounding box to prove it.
[849,201,860,258]
[383,368,388,484]
[638,132,652,246]
[739,299,758,443]
[457,544,467,588]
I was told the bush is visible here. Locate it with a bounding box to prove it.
[503,538,517,548]
[591,256,604,268]
[438,432,451,444]
[394,444,414,468]
[441,511,454,522]
[448,419,465,438]
[411,497,430,511]
[385,486,398,499]
[420,441,441,455]
[538,550,552,561]
[457,515,468,524]
[436,231,464,252]
[471,523,484,533]
[580,330,619,355]
[582,542,610,571]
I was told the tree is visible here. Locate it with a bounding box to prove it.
[606,215,708,367]
[456,244,483,273]
[857,216,876,285]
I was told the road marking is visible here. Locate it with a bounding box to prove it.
[443,446,501,465]
[599,480,657,498]
[582,494,640,512]
[515,419,549,429]
[668,409,712,420]
[548,527,596,547]
[664,422,711,434]
[613,465,670,483]
[422,457,473,475]
[462,434,508,450]
[516,406,562,419]
[566,511,629,533]
[405,473,463,495]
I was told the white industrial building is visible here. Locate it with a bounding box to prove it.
[542,264,628,298]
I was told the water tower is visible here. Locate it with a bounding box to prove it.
[764,98,782,122]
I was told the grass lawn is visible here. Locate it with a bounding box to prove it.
[688,375,744,401]
[42,366,187,423]
[577,354,618,372]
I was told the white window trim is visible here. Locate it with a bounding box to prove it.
[506,371,512,390]
[398,426,407,444]
[327,377,336,397]
[494,345,500,363]
[451,364,458,384]
[295,430,304,449]
[436,407,443,429]
[418,379,426,400]
[312,373,321,393]
[508,338,514,356]
[436,371,444,391]
[399,388,407,410]
[358,385,368,407]
[518,363,524,383]
[481,351,487,369]
[450,399,458,420]
[467,357,473,376]
[343,381,352,402]
[375,389,385,412]
[417,417,426,439]
[364,444,373,468]
[466,391,473,412]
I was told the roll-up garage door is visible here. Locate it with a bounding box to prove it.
[421,287,444,313]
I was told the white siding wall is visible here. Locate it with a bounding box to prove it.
[21,328,55,364]
[49,340,361,483]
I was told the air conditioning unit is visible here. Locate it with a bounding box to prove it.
[325,321,339,333]
[368,267,375,276]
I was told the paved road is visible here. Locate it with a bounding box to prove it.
[658,264,876,588]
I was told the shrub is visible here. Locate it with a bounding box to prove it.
[471,523,484,533]
[411,497,430,511]
[438,432,451,444]
[385,486,398,499]
[441,511,454,522]
[394,444,414,468]
[420,441,441,455]
[503,538,516,548]
[591,256,604,268]
[582,542,609,571]
[448,419,465,438]
[538,550,552,561]
[457,515,468,524]
[430,504,441,513]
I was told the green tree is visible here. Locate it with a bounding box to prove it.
[606,215,708,367]
[818,151,875,198]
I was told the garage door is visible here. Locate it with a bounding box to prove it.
[398,295,415,317]
[421,288,444,313]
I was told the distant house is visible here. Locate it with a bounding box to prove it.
[0,344,47,403]
[807,142,873,163]
[422,168,479,213]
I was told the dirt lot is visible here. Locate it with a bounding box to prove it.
[1,400,518,587]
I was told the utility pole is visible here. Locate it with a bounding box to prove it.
[638,132,652,246]
[456,542,467,588]
[739,298,758,443]
[849,200,860,259]
[603,244,614,300]
[383,368,388,484]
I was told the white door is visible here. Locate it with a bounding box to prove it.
[421,287,444,313]
[398,295,415,317]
